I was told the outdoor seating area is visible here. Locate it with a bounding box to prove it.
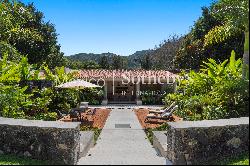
[145,105,178,122]
[60,107,111,129]
[135,106,183,129]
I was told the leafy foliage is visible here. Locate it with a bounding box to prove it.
[166,51,249,120]
[174,2,246,70]
[0,154,52,165]
[140,91,164,105]
[0,54,64,119]
[204,0,249,47]
[145,35,184,70]
[0,0,65,68]
[80,88,104,105]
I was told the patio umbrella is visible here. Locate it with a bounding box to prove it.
[56,79,102,119]
[56,79,102,89]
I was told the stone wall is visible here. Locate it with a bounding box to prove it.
[153,117,249,165]
[0,117,81,165]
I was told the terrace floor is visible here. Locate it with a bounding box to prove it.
[77,108,170,165]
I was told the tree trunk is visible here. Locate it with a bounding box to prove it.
[243,32,249,78]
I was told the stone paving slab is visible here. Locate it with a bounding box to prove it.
[77,108,169,165]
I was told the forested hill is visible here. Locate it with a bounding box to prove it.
[66,52,118,62]
[65,50,153,69]
[127,50,154,69]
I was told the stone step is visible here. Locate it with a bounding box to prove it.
[78,155,168,165]
[77,108,170,165]
[78,131,95,158]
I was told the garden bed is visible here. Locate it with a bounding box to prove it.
[59,108,111,144]
[59,108,111,129]
[134,108,182,129]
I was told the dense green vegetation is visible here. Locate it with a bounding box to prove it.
[0,0,65,68]
[164,0,249,121]
[166,51,249,120]
[66,52,129,70]
[65,39,181,70]
[0,154,52,165]
[213,153,249,165]
[0,0,103,120]
[0,53,103,120]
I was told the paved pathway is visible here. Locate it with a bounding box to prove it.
[78,108,170,165]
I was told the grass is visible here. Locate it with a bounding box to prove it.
[144,123,170,144]
[80,125,102,144]
[214,153,249,165]
[0,154,51,165]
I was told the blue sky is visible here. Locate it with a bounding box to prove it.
[22,0,213,56]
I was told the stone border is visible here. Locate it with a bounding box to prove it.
[0,117,94,165]
[153,117,249,165]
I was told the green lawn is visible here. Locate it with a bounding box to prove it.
[0,154,52,165]
[1,152,249,165]
[214,153,249,165]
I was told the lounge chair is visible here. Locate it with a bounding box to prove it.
[145,105,178,123]
[148,102,176,114]
[77,102,89,112]
[86,108,97,115]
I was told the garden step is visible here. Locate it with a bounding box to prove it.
[77,108,170,165]
[78,131,94,158]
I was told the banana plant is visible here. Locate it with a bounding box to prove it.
[0,53,21,83]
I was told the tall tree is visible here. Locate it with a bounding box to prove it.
[139,53,152,70]
[149,35,183,70]
[204,0,249,77]
[111,55,124,70]
[0,0,65,68]
[99,56,110,69]
[174,2,245,70]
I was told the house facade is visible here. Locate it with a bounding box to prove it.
[76,70,178,105]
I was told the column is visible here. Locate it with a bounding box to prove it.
[135,82,142,105]
[102,82,108,105]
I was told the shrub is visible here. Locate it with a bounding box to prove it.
[166,51,249,120]
[47,88,80,114]
[141,91,164,105]
[34,112,58,121]
[80,88,104,105]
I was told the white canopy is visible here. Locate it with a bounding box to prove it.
[56,80,101,89]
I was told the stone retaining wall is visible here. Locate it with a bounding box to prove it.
[0,117,82,165]
[153,117,249,165]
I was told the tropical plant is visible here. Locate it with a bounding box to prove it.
[0,53,21,84]
[204,0,249,77]
[140,91,164,105]
[80,88,104,105]
[0,85,32,118]
[174,1,246,70]
[166,51,249,120]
